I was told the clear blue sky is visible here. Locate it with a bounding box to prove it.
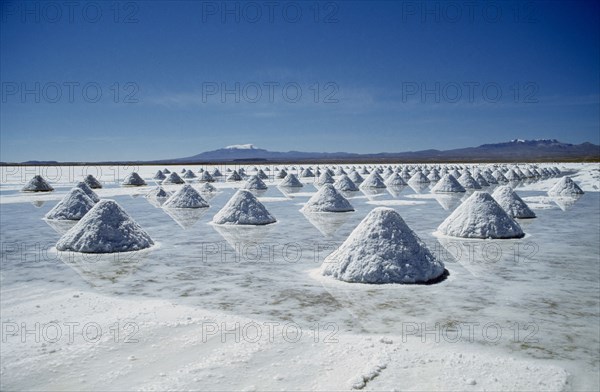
[1,0,599,162]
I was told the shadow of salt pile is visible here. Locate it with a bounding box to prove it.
[302,211,351,238]
[408,182,430,194]
[551,195,583,211]
[212,223,275,257]
[162,208,208,229]
[55,247,154,288]
[44,219,78,235]
[31,200,46,208]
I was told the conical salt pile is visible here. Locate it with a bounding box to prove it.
[211,168,222,177]
[162,171,185,185]
[427,170,441,182]
[437,191,524,239]
[348,171,364,184]
[257,169,269,179]
[360,171,387,189]
[122,172,147,186]
[431,174,466,193]
[492,186,536,219]
[22,175,54,192]
[146,186,170,199]
[408,171,430,185]
[276,169,288,178]
[492,169,509,183]
[244,175,268,190]
[56,200,154,253]
[199,171,215,183]
[75,181,100,203]
[321,207,445,284]
[458,172,482,190]
[317,171,335,186]
[153,170,166,180]
[474,172,490,187]
[182,169,197,179]
[482,170,498,185]
[83,174,102,189]
[301,168,315,177]
[212,189,276,225]
[334,174,359,192]
[227,170,243,182]
[279,173,303,188]
[301,184,354,213]
[505,169,521,182]
[384,173,408,187]
[163,184,209,208]
[45,188,95,220]
[548,176,585,196]
[198,182,216,193]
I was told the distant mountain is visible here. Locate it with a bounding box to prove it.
[3,139,598,165]
[165,139,599,163]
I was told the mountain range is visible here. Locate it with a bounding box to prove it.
[164,139,599,164]
[5,139,599,165]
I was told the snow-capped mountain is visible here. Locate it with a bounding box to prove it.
[167,140,599,163]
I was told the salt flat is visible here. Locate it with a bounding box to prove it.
[1,162,598,390]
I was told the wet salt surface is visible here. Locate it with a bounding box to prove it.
[1,168,599,388]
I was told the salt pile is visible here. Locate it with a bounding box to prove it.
[334,175,359,191]
[437,191,525,239]
[44,189,95,220]
[121,172,147,186]
[182,169,197,179]
[276,169,288,178]
[492,186,536,219]
[83,174,103,189]
[162,172,185,185]
[56,200,154,253]
[256,169,269,179]
[226,170,243,182]
[301,168,315,177]
[198,182,216,193]
[505,169,521,182]
[548,176,585,196]
[244,175,268,190]
[153,170,166,180]
[481,170,497,184]
[21,175,54,192]
[360,171,387,189]
[335,167,347,176]
[212,189,276,225]
[348,171,364,184]
[408,171,430,184]
[163,185,209,208]
[199,171,215,182]
[211,168,222,177]
[458,172,482,190]
[492,169,509,183]
[317,171,335,186]
[427,170,441,182]
[145,186,170,199]
[301,184,354,213]
[384,173,408,187]
[321,207,446,284]
[162,168,171,173]
[474,172,490,187]
[431,174,466,193]
[279,173,303,188]
[75,181,100,203]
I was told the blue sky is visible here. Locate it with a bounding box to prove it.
[1,0,599,162]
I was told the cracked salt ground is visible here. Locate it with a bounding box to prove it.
[0,164,598,390]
